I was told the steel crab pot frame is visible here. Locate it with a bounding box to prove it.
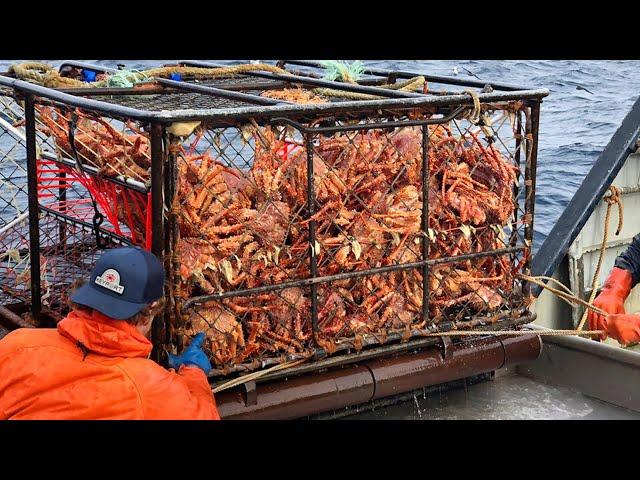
[0,70,547,379]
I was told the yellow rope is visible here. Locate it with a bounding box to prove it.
[312,88,381,101]
[9,62,86,88]
[9,62,290,89]
[422,329,603,337]
[124,64,289,83]
[577,185,623,330]
[212,357,308,393]
[519,273,608,316]
[463,89,482,124]
[380,76,427,92]
[313,76,427,101]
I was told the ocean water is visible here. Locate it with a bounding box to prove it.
[2,59,639,249]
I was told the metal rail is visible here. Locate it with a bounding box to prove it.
[0,73,549,124]
[280,60,536,92]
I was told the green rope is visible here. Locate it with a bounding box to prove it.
[320,60,365,84]
[98,69,149,88]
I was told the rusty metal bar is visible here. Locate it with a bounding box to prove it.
[215,332,542,419]
[180,60,422,99]
[150,123,165,361]
[24,93,42,323]
[305,132,319,338]
[164,135,179,353]
[150,123,165,256]
[0,305,33,329]
[182,246,524,309]
[209,311,535,378]
[271,107,465,134]
[523,103,540,297]
[421,123,430,325]
[0,76,549,125]
[281,60,534,92]
[155,78,288,106]
[57,61,118,75]
[510,110,523,249]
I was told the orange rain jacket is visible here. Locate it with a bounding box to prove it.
[0,309,220,420]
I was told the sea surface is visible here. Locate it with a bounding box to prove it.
[2,59,640,250]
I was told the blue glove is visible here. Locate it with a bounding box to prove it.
[167,332,212,375]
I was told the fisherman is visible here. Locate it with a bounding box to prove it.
[588,238,640,345]
[0,246,220,420]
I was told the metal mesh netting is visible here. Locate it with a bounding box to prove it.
[0,93,30,305]
[36,212,127,318]
[170,103,533,375]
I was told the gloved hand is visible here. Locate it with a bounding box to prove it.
[587,267,634,340]
[605,314,640,346]
[167,332,212,375]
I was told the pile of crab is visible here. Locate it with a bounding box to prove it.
[176,121,524,367]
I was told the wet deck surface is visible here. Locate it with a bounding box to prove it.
[345,374,640,420]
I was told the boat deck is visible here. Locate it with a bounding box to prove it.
[345,372,640,420]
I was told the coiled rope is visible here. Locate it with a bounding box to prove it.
[9,62,87,88]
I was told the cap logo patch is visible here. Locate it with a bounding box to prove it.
[95,268,125,294]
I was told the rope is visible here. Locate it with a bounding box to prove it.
[462,89,482,125]
[380,76,427,92]
[313,76,427,101]
[9,62,86,88]
[422,329,603,337]
[10,61,430,104]
[123,64,289,83]
[212,357,308,393]
[312,88,381,101]
[519,273,608,316]
[9,62,290,89]
[577,185,623,330]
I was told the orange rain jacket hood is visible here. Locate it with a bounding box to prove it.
[0,309,220,420]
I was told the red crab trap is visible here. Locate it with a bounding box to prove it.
[0,66,547,379]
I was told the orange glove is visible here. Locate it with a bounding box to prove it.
[587,267,634,340]
[605,313,640,345]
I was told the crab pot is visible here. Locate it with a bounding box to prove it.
[0,68,546,376]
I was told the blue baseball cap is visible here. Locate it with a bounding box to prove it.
[70,247,165,320]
